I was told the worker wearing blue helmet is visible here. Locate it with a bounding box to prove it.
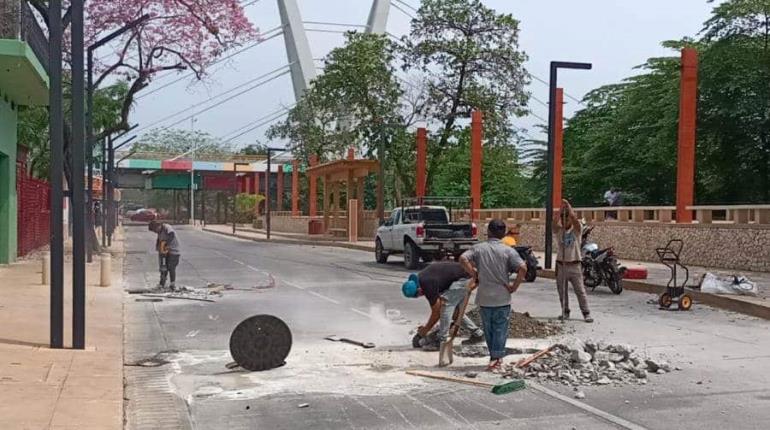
[403,261,485,350]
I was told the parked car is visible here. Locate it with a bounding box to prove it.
[375,204,477,270]
[130,209,157,222]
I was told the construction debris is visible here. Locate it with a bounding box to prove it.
[502,340,677,386]
[464,307,563,339]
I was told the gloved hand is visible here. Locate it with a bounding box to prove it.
[412,333,423,348]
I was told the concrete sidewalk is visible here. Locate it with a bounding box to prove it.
[203,224,770,320]
[0,235,125,430]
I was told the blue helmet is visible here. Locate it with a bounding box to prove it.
[402,280,419,298]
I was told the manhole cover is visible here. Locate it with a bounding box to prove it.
[229,315,292,371]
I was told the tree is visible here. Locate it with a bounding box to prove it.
[268,32,402,162]
[401,0,530,186]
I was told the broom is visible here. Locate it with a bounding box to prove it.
[407,370,526,395]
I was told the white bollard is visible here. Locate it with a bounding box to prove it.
[100,253,112,287]
[42,252,50,285]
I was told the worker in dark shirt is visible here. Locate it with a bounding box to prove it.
[402,261,485,349]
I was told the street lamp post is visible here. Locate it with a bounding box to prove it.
[190,117,198,226]
[86,14,149,262]
[544,61,592,270]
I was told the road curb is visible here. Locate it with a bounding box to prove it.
[538,269,770,321]
[202,228,375,252]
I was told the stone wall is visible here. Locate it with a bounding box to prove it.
[508,221,770,272]
[267,215,380,239]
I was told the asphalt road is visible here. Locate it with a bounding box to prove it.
[123,225,770,430]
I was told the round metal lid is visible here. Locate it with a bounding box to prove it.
[229,314,292,371]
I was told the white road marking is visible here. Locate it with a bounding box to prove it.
[308,290,341,305]
[528,382,649,430]
[350,308,371,318]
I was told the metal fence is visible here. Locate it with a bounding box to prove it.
[0,0,48,73]
[16,161,51,257]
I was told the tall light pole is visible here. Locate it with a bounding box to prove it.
[544,61,592,270]
[49,0,64,349]
[86,14,150,261]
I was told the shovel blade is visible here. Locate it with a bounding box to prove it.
[438,341,454,367]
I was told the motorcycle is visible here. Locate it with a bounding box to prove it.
[515,246,540,283]
[580,225,625,294]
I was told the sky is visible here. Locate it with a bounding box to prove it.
[130,0,723,150]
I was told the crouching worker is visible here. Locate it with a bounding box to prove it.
[402,261,485,351]
[148,220,181,290]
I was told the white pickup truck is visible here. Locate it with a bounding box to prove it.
[374,206,478,269]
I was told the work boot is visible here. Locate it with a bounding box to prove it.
[461,332,485,345]
[557,311,570,321]
[169,283,176,291]
[583,313,594,323]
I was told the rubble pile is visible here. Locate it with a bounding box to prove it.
[464,307,563,338]
[504,340,678,386]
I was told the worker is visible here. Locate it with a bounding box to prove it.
[501,224,521,247]
[460,219,527,371]
[403,261,485,350]
[553,199,593,323]
[148,220,181,290]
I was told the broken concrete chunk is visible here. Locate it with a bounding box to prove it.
[597,377,612,385]
[571,350,592,363]
[634,368,647,379]
[574,391,586,399]
[645,359,660,372]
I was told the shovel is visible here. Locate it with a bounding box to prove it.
[324,335,375,349]
[438,288,472,367]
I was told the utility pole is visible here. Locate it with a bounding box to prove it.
[544,61,592,270]
[190,117,197,226]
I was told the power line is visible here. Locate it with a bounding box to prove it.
[393,0,418,13]
[136,67,291,133]
[303,21,367,28]
[221,105,295,141]
[221,110,291,144]
[390,2,415,20]
[137,26,284,99]
[530,73,585,105]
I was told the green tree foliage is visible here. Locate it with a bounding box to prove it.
[431,128,531,208]
[558,0,770,205]
[268,32,402,161]
[401,0,529,183]
[18,82,129,179]
[130,128,233,158]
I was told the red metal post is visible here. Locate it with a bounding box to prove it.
[470,110,483,220]
[676,48,698,223]
[277,165,284,211]
[291,159,299,216]
[553,88,564,210]
[309,155,318,217]
[416,127,427,199]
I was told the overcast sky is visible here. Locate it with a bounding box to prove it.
[131,0,722,150]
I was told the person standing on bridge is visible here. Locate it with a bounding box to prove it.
[460,219,527,371]
[554,199,593,323]
[149,220,181,290]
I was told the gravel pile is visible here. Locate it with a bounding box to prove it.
[464,307,563,338]
[503,339,679,386]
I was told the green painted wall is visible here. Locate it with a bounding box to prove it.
[0,97,18,264]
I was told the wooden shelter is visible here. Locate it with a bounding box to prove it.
[306,158,379,238]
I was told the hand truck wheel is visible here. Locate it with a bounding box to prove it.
[659,292,673,309]
[678,294,693,311]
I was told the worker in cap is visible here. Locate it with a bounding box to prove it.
[402,261,485,350]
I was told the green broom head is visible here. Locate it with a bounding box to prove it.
[491,379,526,395]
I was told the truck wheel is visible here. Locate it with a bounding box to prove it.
[404,241,420,270]
[375,239,388,264]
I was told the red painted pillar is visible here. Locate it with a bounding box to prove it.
[245,175,253,194]
[470,110,483,220]
[416,127,427,199]
[309,155,318,217]
[291,159,299,216]
[676,48,698,223]
[254,172,260,195]
[553,88,564,210]
[347,148,355,160]
[277,165,284,211]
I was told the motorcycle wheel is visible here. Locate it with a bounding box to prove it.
[525,267,537,282]
[607,272,623,294]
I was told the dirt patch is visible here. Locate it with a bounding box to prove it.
[463,307,563,339]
